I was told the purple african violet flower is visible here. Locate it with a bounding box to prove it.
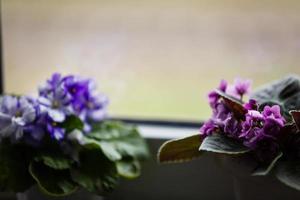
[0,96,39,141]
[67,78,109,121]
[39,73,62,96]
[0,73,110,143]
[46,73,109,122]
[200,77,288,163]
[244,99,258,110]
[200,101,242,138]
[234,78,252,96]
[47,121,65,140]
[203,80,231,136]
[239,110,264,148]
[63,75,90,112]
[24,123,45,143]
[78,91,109,132]
[262,118,282,137]
[22,97,46,142]
[239,105,285,149]
[223,113,241,138]
[200,119,216,136]
[262,105,285,126]
[38,73,109,139]
[219,79,228,92]
[213,103,230,121]
[208,80,228,108]
[202,78,286,152]
[38,73,73,123]
[200,102,229,136]
[227,78,252,99]
[208,92,219,108]
[62,74,109,132]
[38,74,74,140]
[80,93,109,129]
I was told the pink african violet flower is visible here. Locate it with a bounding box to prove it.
[200,79,286,152]
[227,78,252,99]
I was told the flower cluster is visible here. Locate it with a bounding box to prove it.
[159,75,300,192]
[0,73,108,142]
[200,78,286,150]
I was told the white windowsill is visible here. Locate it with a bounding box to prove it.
[138,125,199,140]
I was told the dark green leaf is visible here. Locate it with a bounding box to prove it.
[215,89,247,120]
[252,152,283,176]
[250,75,300,121]
[88,121,149,160]
[60,115,84,133]
[290,110,300,131]
[284,95,300,119]
[0,143,35,192]
[116,158,141,179]
[29,161,78,196]
[82,137,122,161]
[34,154,73,170]
[70,148,119,195]
[99,141,123,161]
[158,134,203,163]
[275,160,300,191]
[89,121,128,140]
[199,134,250,154]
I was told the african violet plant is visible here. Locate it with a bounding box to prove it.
[158,75,300,191]
[0,73,149,197]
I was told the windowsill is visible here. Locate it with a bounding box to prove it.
[138,124,199,139]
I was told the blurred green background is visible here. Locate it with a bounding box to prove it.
[2,0,300,120]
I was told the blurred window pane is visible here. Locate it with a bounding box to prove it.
[3,0,300,120]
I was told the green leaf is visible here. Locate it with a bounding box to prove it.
[29,161,78,196]
[89,121,130,140]
[34,154,73,170]
[82,138,122,161]
[215,89,247,120]
[60,115,84,133]
[250,75,300,121]
[98,141,123,161]
[252,152,283,176]
[87,121,149,160]
[290,110,300,131]
[0,143,35,192]
[199,134,250,154]
[275,160,300,191]
[158,134,203,163]
[116,158,141,179]
[70,148,119,195]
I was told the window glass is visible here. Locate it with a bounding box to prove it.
[3,0,300,120]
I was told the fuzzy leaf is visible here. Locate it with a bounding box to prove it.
[284,95,300,119]
[215,89,247,120]
[29,161,78,196]
[70,148,119,195]
[87,121,149,160]
[82,138,122,161]
[34,154,73,170]
[199,134,250,154]
[158,134,203,163]
[290,110,300,131]
[275,160,300,191]
[252,152,283,176]
[116,158,141,179]
[251,75,300,121]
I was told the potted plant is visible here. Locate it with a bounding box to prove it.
[158,75,300,200]
[0,73,149,200]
